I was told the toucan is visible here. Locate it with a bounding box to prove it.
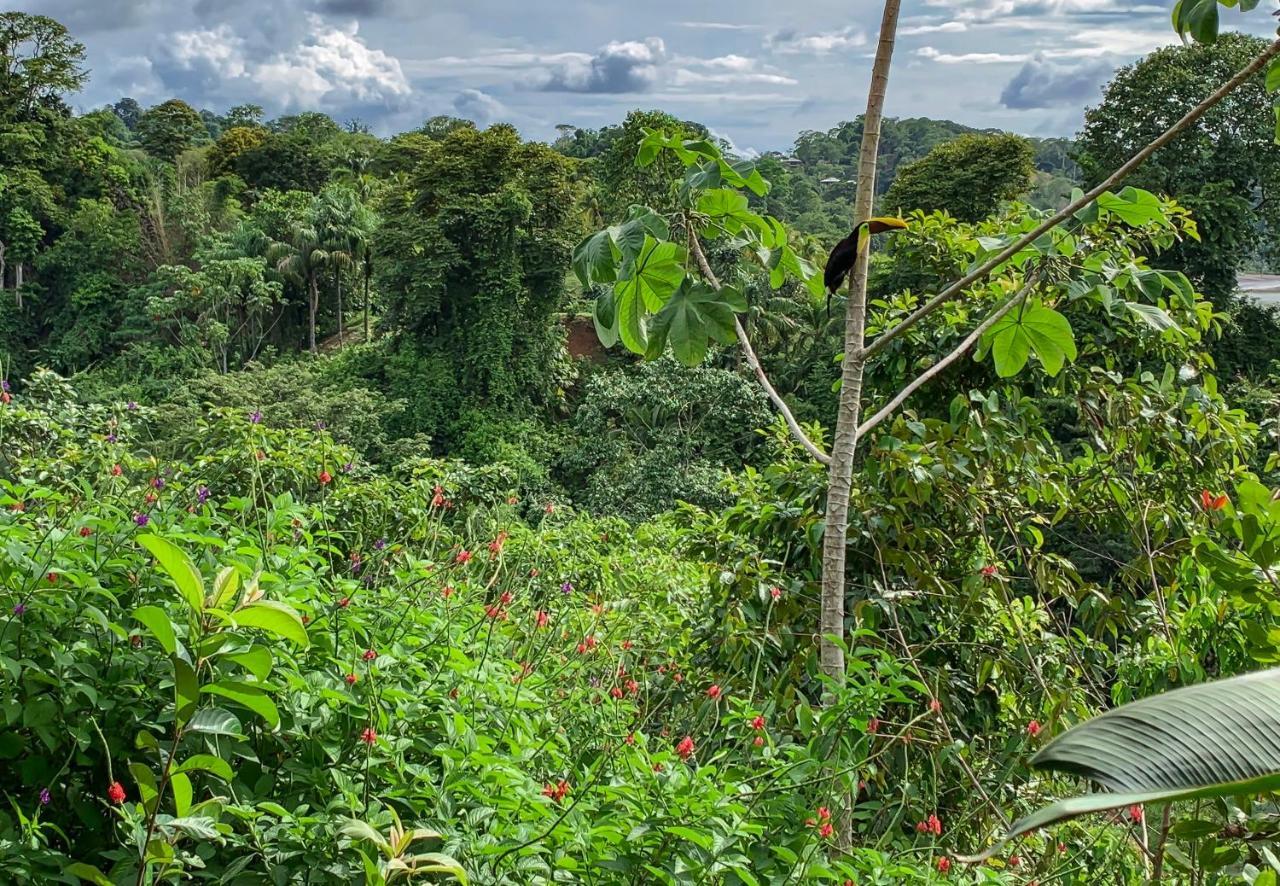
[823,216,908,317]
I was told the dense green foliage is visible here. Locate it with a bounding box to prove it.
[8,6,1280,883]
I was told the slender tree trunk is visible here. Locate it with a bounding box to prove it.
[309,276,319,354]
[820,0,901,686]
[14,261,22,310]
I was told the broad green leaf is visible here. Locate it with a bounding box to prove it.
[572,229,618,288]
[170,772,192,818]
[130,762,159,810]
[174,656,199,725]
[616,236,686,313]
[340,818,390,849]
[138,535,204,614]
[646,282,743,367]
[233,600,308,647]
[1097,188,1166,227]
[1172,0,1220,43]
[162,815,220,841]
[962,668,1280,862]
[984,300,1076,377]
[612,206,669,260]
[186,707,243,738]
[592,289,620,349]
[224,646,274,681]
[132,606,176,655]
[616,280,647,354]
[64,863,114,886]
[411,852,469,884]
[176,753,234,781]
[1267,57,1280,93]
[209,567,240,611]
[1126,301,1181,333]
[202,682,279,729]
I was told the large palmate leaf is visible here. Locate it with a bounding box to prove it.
[961,668,1280,863]
[645,282,746,366]
[614,235,687,354]
[1172,0,1220,43]
[982,300,1077,377]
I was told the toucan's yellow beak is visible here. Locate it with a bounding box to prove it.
[868,216,908,231]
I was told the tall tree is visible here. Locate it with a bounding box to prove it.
[137,99,206,163]
[0,12,86,122]
[268,223,330,354]
[883,132,1035,222]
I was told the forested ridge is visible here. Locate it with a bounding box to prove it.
[7,6,1280,884]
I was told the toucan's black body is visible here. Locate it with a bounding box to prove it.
[822,217,907,317]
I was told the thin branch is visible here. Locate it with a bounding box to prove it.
[855,280,1030,440]
[862,36,1280,363]
[687,231,832,465]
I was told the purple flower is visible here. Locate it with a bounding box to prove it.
[351,562,362,576]
[249,410,262,424]
[38,787,49,806]
[374,538,386,551]
[127,401,138,411]
[196,486,210,504]
[151,477,165,490]
[314,420,327,431]
[134,513,149,527]
[106,433,117,443]
[1,380,9,392]
[12,603,26,616]
[561,582,574,595]
[343,462,355,473]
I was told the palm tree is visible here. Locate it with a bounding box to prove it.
[267,224,330,354]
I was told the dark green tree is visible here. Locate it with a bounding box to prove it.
[137,99,206,162]
[883,132,1034,222]
[0,12,86,122]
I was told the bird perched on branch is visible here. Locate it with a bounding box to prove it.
[824,217,908,317]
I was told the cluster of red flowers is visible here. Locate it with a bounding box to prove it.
[107,781,126,804]
[576,635,598,654]
[535,610,549,628]
[318,470,332,485]
[1026,720,1042,738]
[362,649,377,661]
[488,531,508,557]
[455,549,473,565]
[360,727,377,745]
[431,485,445,508]
[915,813,942,836]
[980,564,999,578]
[805,806,834,839]
[936,856,951,873]
[344,673,358,685]
[1200,489,1228,511]
[542,780,570,802]
[675,735,695,760]
[706,684,722,700]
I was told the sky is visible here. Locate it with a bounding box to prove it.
[17,0,1279,153]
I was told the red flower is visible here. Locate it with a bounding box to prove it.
[936,856,951,874]
[455,549,472,565]
[576,643,587,654]
[79,526,92,537]
[585,635,597,650]
[485,604,503,619]
[107,781,126,804]
[706,684,722,700]
[1128,804,1143,823]
[1008,854,1021,868]
[653,762,664,772]
[431,485,445,508]
[1200,489,1228,511]
[819,822,834,839]
[442,585,454,599]
[345,673,358,685]
[489,532,508,556]
[544,501,555,515]
[750,715,766,731]
[610,686,623,699]
[301,615,311,625]
[916,813,942,836]
[338,597,351,608]
[1027,720,1042,738]
[770,586,782,600]
[535,610,549,628]
[622,639,633,650]
[46,572,58,583]
[318,470,332,485]
[625,732,636,745]
[929,698,942,714]
[676,736,695,759]
[626,679,639,694]
[867,717,880,735]
[1058,842,1067,853]
[362,649,377,661]
[500,591,513,605]
[753,735,764,747]
[360,727,377,745]
[818,806,831,821]
[980,564,999,578]
[111,464,123,477]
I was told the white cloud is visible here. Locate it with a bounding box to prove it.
[678,21,759,31]
[540,37,667,92]
[916,46,1028,64]
[161,16,409,109]
[765,26,866,55]
[453,88,509,125]
[899,21,968,36]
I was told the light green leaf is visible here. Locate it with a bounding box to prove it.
[138,535,204,614]
[1172,0,1219,43]
[1267,58,1280,93]
[209,567,240,611]
[186,707,243,737]
[170,772,192,818]
[64,863,115,886]
[1097,187,1167,227]
[176,753,234,781]
[174,656,199,726]
[224,646,274,681]
[984,300,1077,377]
[616,236,687,313]
[162,815,221,841]
[572,230,618,289]
[233,600,308,647]
[132,606,177,655]
[1126,301,1181,333]
[645,282,743,367]
[202,682,279,730]
[411,852,469,884]
[592,289,620,349]
[340,818,390,849]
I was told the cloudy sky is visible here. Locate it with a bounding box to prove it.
[18,0,1278,152]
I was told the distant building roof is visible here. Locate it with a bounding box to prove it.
[1238,274,1280,304]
